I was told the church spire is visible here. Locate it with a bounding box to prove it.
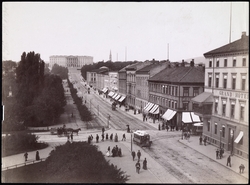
[109,50,112,61]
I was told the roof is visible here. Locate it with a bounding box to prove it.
[136,63,157,72]
[204,33,249,57]
[133,130,149,136]
[148,66,204,84]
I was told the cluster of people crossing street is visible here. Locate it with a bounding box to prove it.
[132,150,148,174]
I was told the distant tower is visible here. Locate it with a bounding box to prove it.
[109,50,112,61]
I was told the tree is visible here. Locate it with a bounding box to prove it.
[51,63,68,79]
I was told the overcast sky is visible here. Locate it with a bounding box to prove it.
[2,2,249,63]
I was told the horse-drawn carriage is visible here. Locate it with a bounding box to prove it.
[50,127,81,137]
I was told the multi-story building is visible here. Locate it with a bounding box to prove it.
[126,62,152,109]
[49,55,93,68]
[118,66,128,104]
[135,62,169,113]
[148,60,204,129]
[192,32,248,159]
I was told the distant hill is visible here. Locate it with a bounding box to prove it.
[175,56,206,64]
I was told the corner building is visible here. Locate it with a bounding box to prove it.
[192,32,248,159]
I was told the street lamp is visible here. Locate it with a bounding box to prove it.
[230,130,234,155]
[220,129,222,149]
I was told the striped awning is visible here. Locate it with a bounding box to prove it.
[112,93,118,98]
[118,96,126,102]
[102,88,108,93]
[149,104,159,114]
[234,131,243,143]
[145,103,154,112]
[108,91,114,97]
[162,109,173,120]
[143,102,151,110]
[182,112,192,123]
[190,112,201,122]
[115,94,121,100]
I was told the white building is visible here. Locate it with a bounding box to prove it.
[49,55,93,69]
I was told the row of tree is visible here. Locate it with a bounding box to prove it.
[2,52,66,130]
[67,79,92,121]
[51,63,68,79]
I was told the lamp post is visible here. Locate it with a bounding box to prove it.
[220,129,222,149]
[131,132,133,152]
[230,130,234,155]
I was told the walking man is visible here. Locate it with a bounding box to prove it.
[96,134,99,143]
[135,160,141,174]
[36,151,40,161]
[101,132,104,141]
[24,152,28,162]
[239,164,245,173]
[226,155,231,167]
[106,133,109,140]
[137,150,141,161]
[132,151,136,161]
[122,133,126,141]
[203,137,207,146]
[199,136,202,145]
[70,132,73,142]
[216,149,219,159]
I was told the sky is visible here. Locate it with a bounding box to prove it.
[2,2,249,63]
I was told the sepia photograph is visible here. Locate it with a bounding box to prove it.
[2,2,249,183]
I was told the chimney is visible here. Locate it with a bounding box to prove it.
[181,60,185,67]
[242,31,246,38]
[190,59,194,67]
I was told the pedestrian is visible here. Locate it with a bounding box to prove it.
[137,150,141,161]
[135,160,141,174]
[203,137,207,146]
[239,164,245,173]
[166,125,169,131]
[226,155,231,167]
[187,132,190,141]
[122,133,126,141]
[36,151,40,161]
[199,136,202,145]
[143,158,147,170]
[115,133,118,142]
[101,132,104,141]
[70,133,73,142]
[67,134,70,141]
[132,151,136,161]
[106,133,109,140]
[90,134,93,141]
[102,127,105,134]
[107,146,110,153]
[24,152,28,162]
[118,148,122,157]
[115,145,119,156]
[110,133,113,141]
[112,147,116,157]
[216,149,219,159]
[96,134,99,143]
[88,136,91,144]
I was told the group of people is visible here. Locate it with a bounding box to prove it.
[199,135,207,146]
[132,150,148,174]
[216,148,224,159]
[24,151,40,162]
[106,145,122,157]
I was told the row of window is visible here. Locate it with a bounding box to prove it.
[207,122,243,145]
[208,73,247,90]
[214,100,245,121]
[208,57,247,68]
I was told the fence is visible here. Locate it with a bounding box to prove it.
[2,157,47,171]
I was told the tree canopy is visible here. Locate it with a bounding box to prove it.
[51,63,68,79]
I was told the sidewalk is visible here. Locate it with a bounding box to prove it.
[178,135,248,179]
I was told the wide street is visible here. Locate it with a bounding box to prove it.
[2,69,248,183]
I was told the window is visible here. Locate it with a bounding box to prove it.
[233,57,236,67]
[175,87,178,96]
[214,101,218,114]
[209,60,212,67]
[168,100,171,107]
[193,88,199,96]
[183,88,189,96]
[241,75,246,90]
[224,58,227,67]
[223,74,227,89]
[242,58,246,66]
[175,102,177,109]
[222,126,225,137]
[230,103,235,118]
[172,101,174,108]
[172,86,175,96]
[232,74,236,90]
[214,123,217,134]
[216,58,219,67]
[222,100,226,116]
[207,121,210,132]
[215,74,219,88]
[208,74,212,87]
[240,104,245,121]
[183,102,188,110]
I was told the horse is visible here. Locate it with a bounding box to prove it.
[66,128,81,135]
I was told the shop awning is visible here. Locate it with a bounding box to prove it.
[162,109,173,120]
[102,88,108,93]
[191,92,213,105]
[112,93,118,99]
[115,94,121,100]
[149,104,159,114]
[193,122,203,127]
[168,111,176,120]
[108,91,114,97]
[118,96,126,102]
[145,103,154,112]
[234,131,243,143]
[191,112,201,122]
[144,102,151,110]
[182,112,193,123]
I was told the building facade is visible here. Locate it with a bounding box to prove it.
[49,55,93,68]
[192,32,248,159]
[148,60,204,129]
